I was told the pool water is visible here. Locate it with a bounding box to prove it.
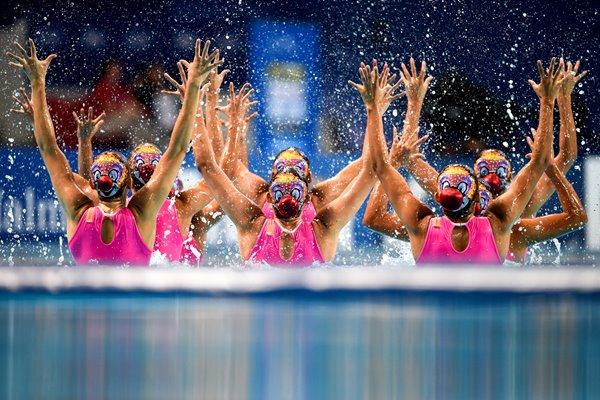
[1,290,599,399]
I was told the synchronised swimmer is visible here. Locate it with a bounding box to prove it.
[8,39,588,267]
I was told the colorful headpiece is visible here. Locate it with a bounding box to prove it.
[437,164,479,219]
[474,149,512,196]
[271,147,311,182]
[475,181,493,217]
[129,143,162,190]
[269,166,309,220]
[90,151,131,200]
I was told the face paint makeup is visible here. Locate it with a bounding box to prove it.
[90,152,130,199]
[170,176,184,198]
[437,164,478,219]
[475,182,493,217]
[271,147,310,181]
[474,149,512,195]
[129,144,162,190]
[269,168,308,220]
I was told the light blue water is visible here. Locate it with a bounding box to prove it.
[0,291,599,399]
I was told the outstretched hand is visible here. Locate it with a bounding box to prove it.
[73,107,106,141]
[400,57,433,105]
[376,63,404,113]
[7,38,57,84]
[218,82,258,129]
[206,53,229,97]
[389,126,428,169]
[524,127,554,161]
[348,60,380,107]
[528,58,565,101]
[162,61,188,99]
[11,87,34,122]
[558,58,587,99]
[180,39,223,86]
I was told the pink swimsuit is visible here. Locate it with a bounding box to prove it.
[246,201,324,266]
[417,216,502,265]
[68,206,152,266]
[153,199,184,262]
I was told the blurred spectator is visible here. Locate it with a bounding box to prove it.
[87,58,143,148]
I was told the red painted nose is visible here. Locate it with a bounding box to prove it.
[475,203,483,216]
[139,164,155,183]
[483,174,502,193]
[438,188,464,211]
[277,196,300,219]
[97,175,114,192]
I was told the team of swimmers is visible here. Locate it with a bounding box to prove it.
[7,39,588,266]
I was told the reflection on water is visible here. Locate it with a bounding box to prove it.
[0,292,599,399]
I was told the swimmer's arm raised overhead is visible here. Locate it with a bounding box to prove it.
[315,62,391,250]
[522,59,587,218]
[73,107,104,202]
[217,82,266,203]
[397,58,439,198]
[513,160,587,247]
[359,62,433,239]
[205,55,229,160]
[487,59,563,235]
[192,88,263,234]
[8,40,92,228]
[130,40,222,226]
[11,85,98,203]
[363,128,416,240]
[74,106,105,182]
[312,63,403,206]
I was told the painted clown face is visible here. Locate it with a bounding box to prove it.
[475,182,493,216]
[271,149,310,181]
[437,164,478,217]
[269,171,309,220]
[129,144,162,190]
[474,150,512,195]
[90,152,130,199]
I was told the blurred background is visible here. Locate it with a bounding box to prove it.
[0,0,598,265]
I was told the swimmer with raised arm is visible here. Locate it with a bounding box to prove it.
[216,64,402,219]
[161,63,256,263]
[381,58,587,263]
[368,58,561,264]
[188,61,396,265]
[8,39,221,265]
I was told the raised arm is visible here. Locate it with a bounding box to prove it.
[192,87,263,233]
[218,83,256,173]
[363,127,425,240]
[129,40,221,225]
[7,40,92,231]
[312,63,404,206]
[355,62,434,241]
[522,59,587,218]
[74,106,105,182]
[488,58,563,234]
[216,83,267,203]
[317,61,398,238]
[512,158,587,248]
[396,58,439,197]
[205,54,229,160]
